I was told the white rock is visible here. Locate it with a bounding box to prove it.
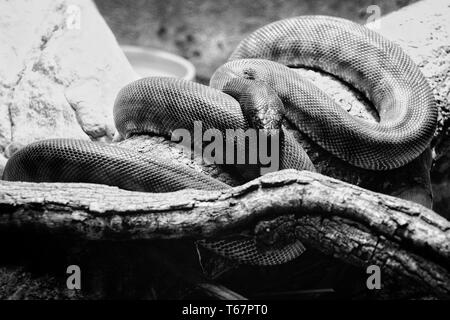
[0,0,138,163]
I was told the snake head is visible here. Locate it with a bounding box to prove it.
[4,141,25,159]
[253,216,300,253]
[219,77,284,131]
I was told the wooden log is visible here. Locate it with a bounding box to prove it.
[1,169,449,298]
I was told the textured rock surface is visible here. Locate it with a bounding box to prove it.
[0,0,137,177]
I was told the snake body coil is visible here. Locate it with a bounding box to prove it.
[3,16,437,265]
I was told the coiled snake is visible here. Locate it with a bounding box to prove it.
[2,16,437,265]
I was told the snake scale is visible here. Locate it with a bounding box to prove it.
[3,16,437,265]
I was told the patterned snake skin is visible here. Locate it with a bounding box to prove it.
[3,16,437,265]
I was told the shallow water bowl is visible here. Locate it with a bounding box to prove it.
[121,45,196,81]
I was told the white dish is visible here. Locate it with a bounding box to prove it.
[121,45,196,81]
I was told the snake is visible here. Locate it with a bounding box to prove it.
[2,16,437,265]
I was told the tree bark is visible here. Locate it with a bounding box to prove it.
[1,169,449,298]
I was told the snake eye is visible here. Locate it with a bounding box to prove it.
[243,68,256,80]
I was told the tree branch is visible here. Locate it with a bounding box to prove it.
[1,169,448,298]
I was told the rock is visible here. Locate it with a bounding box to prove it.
[0,0,137,176]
